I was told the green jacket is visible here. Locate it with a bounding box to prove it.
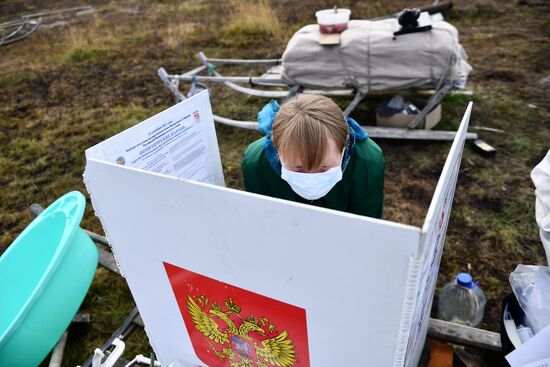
[242,137,385,218]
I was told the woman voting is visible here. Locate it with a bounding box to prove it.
[242,95,385,219]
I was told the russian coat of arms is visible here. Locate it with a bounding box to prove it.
[163,262,310,367]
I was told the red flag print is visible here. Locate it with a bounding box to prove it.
[163,261,310,367]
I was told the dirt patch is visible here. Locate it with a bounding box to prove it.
[478,68,526,82]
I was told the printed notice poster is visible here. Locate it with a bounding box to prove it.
[86,90,224,186]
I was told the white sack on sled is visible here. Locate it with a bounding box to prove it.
[281,19,472,92]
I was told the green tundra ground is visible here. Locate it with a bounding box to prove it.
[1,0,549,365]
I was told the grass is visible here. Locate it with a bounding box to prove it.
[0,71,37,87]
[221,0,288,46]
[160,22,198,48]
[60,14,127,63]
[165,0,210,16]
[67,48,110,62]
[0,0,549,365]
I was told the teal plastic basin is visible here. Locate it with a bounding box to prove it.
[0,191,98,367]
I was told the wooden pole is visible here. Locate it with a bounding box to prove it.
[427,318,502,351]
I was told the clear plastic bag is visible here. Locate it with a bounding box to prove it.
[509,265,550,334]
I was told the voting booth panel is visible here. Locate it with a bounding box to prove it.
[402,103,472,367]
[84,159,421,366]
[84,91,472,367]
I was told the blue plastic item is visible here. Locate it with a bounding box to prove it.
[457,272,474,288]
[0,191,98,366]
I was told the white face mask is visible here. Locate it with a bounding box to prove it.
[280,150,344,200]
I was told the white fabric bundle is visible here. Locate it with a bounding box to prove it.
[532,149,550,265]
[281,19,472,92]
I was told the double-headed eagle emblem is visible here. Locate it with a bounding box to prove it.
[187,294,297,367]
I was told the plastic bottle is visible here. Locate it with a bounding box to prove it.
[437,272,486,327]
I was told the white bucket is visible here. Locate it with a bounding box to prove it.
[315,9,351,28]
[315,8,351,33]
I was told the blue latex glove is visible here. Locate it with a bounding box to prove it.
[257,100,280,136]
[258,100,282,175]
[346,117,368,141]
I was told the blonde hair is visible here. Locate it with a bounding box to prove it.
[272,95,348,171]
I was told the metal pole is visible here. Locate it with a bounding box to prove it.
[408,83,452,129]
[197,52,288,98]
[81,308,140,367]
[209,114,478,140]
[21,6,95,20]
[343,91,367,117]
[168,74,286,86]
[157,68,185,103]
[284,85,302,102]
[201,55,281,65]
[213,114,259,130]
[48,331,68,367]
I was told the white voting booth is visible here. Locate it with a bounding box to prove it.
[84,90,472,367]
